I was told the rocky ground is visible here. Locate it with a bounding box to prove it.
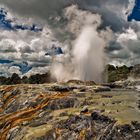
[0,80,140,140]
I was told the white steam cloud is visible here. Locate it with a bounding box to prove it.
[51,5,112,83]
[72,26,106,82]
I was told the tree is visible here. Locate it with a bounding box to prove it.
[9,73,21,85]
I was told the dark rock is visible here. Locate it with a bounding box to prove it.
[59,112,68,117]
[80,106,89,114]
[91,112,112,122]
[112,101,122,104]
[119,124,133,133]
[56,114,95,139]
[67,80,96,86]
[132,121,140,130]
[46,97,77,110]
[95,86,111,92]
[85,81,96,86]
[67,80,85,85]
[48,85,77,92]
[75,92,86,97]
[29,116,53,127]
[101,95,113,98]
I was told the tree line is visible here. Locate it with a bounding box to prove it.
[0,64,139,85]
[0,72,55,85]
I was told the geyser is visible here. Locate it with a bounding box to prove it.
[51,5,112,83]
[72,25,106,82]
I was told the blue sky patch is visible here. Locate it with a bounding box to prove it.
[45,46,63,56]
[0,59,14,64]
[128,0,140,21]
[0,59,32,74]
[12,61,32,74]
[0,8,42,32]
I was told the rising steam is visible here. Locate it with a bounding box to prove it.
[51,5,112,83]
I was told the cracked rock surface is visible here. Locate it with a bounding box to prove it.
[0,81,140,140]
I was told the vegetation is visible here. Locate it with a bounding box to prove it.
[105,64,133,83]
[0,72,55,85]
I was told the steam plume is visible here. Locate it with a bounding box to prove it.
[51,5,112,83]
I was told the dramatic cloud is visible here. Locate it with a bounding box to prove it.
[107,28,140,66]
[0,0,70,20]
[0,0,130,31]
[0,26,59,76]
[0,0,140,79]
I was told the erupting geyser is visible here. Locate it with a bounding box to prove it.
[72,25,106,82]
[51,5,112,83]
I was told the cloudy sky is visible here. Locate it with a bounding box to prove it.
[0,0,140,77]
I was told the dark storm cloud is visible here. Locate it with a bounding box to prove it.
[109,49,131,59]
[106,41,123,52]
[0,0,70,19]
[0,0,129,31]
[76,0,129,31]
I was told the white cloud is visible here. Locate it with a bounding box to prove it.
[0,39,17,53]
[117,28,138,42]
[9,66,22,75]
[25,66,49,77]
[0,24,60,76]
